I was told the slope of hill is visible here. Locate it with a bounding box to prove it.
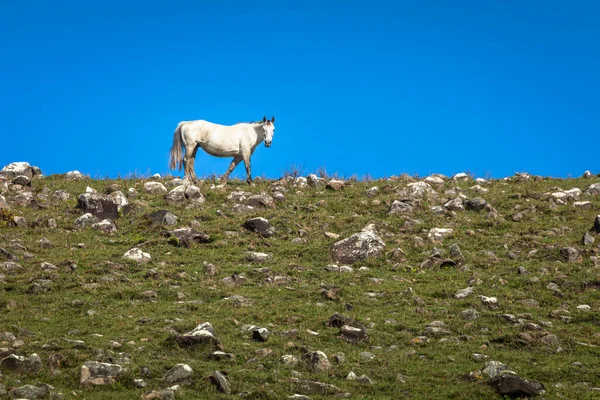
[1,162,599,399]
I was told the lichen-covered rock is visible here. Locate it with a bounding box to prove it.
[0,353,42,375]
[162,228,211,248]
[331,230,385,264]
[123,248,151,262]
[77,193,119,220]
[80,361,124,386]
[246,193,275,208]
[1,162,42,179]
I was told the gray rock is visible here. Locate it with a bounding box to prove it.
[582,232,595,245]
[65,170,86,179]
[77,193,119,220]
[488,370,544,397]
[0,194,9,210]
[326,179,345,191]
[165,185,186,204]
[246,193,275,209]
[465,197,488,212]
[80,361,124,386]
[1,162,41,179]
[585,182,600,195]
[444,197,464,211]
[8,383,52,399]
[340,324,368,342]
[302,351,331,371]
[307,174,324,187]
[331,229,385,264]
[280,355,299,365]
[252,327,270,342]
[428,228,454,241]
[232,204,255,213]
[13,175,31,186]
[92,219,117,235]
[291,378,341,395]
[243,217,276,237]
[460,308,480,320]
[455,287,474,299]
[140,389,175,400]
[246,252,271,263]
[73,213,96,229]
[175,322,223,350]
[0,248,19,262]
[164,363,193,385]
[388,200,414,214]
[147,210,178,225]
[162,228,211,248]
[482,360,509,379]
[423,326,451,337]
[0,353,42,374]
[184,185,205,203]
[560,247,582,262]
[144,181,167,194]
[123,248,151,262]
[209,370,231,394]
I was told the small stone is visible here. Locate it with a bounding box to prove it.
[252,328,270,342]
[123,248,151,262]
[455,287,474,299]
[460,308,480,320]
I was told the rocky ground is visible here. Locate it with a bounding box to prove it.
[0,161,599,399]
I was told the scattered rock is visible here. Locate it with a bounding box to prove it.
[209,370,231,394]
[123,248,151,262]
[8,384,52,399]
[144,181,167,194]
[488,370,544,397]
[291,378,341,395]
[92,219,117,235]
[80,361,124,386]
[428,228,454,241]
[162,228,211,248]
[74,213,97,229]
[1,162,42,179]
[302,351,331,371]
[246,252,271,263]
[164,363,194,385]
[246,193,275,208]
[0,353,42,374]
[326,179,345,191]
[331,229,385,264]
[77,193,119,220]
[243,217,276,237]
[560,247,582,262]
[147,210,178,225]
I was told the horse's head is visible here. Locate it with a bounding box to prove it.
[262,116,275,147]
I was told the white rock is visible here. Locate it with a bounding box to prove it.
[424,176,444,185]
[428,228,454,241]
[455,287,474,299]
[123,248,151,262]
[453,172,470,181]
[144,181,167,194]
[577,304,591,311]
[65,170,86,179]
[85,186,97,193]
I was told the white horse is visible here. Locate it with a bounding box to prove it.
[169,116,275,183]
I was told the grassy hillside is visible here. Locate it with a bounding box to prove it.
[1,169,599,399]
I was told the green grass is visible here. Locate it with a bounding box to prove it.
[1,174,599,399]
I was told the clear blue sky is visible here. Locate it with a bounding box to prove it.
[1,1,598,179]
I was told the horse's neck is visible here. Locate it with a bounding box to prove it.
[250,123,265,145]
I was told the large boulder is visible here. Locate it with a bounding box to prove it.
[77,193,119,220]
[584,182,600,195]
[0,162,42,179]
[331,227,385,264]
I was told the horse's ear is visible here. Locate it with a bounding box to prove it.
[263,116,267,123]
[271,116,275,123]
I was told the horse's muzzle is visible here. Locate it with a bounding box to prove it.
[265,142,271,147]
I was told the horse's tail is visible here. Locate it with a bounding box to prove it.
[169,122,185,170]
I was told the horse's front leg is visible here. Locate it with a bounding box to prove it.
[221,156,242,183]
[242,153,252,184]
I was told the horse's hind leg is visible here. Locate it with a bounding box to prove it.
[189,145,200,183]
[222,156,242,183]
